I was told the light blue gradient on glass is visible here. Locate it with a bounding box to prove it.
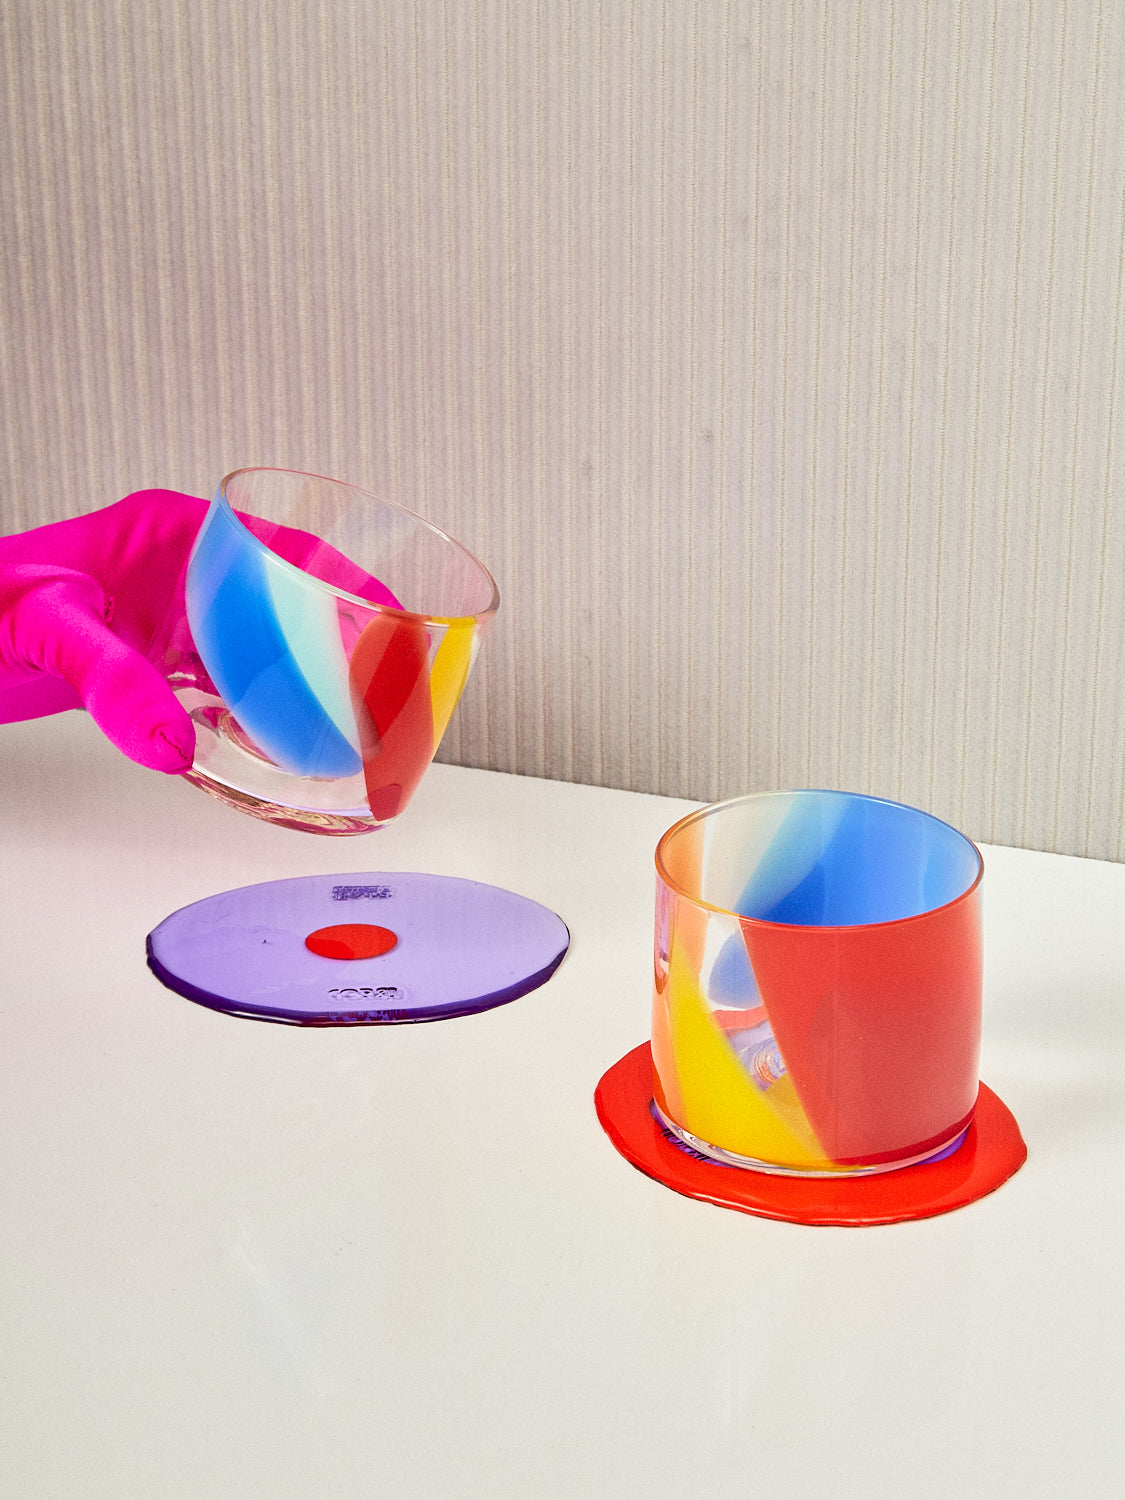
[708,791,980,928]
[708,932,762,1007]
[185,497,363,779]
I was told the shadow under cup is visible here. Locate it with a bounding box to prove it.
[149,468,499,834]
[651,790,984,1176]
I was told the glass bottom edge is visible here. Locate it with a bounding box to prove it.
[650,1099,971,1179]
[171,689,386,834]
[183,770,384,835]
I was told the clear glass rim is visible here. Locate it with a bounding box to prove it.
[654,787,984,932]
[217,466,500,624]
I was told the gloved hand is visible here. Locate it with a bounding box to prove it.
[0,491,210,772]
[0,488,398,774]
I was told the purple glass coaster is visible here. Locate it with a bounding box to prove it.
[146,872,570,1025]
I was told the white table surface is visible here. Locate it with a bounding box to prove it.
[2,711,1124,1499]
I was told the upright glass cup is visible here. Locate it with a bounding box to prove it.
[149,468,498,834]
[651,790,983,1176]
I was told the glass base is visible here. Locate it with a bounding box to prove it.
[182,770,382,835]
[176,686,384,836]
[650,1099,970,1179]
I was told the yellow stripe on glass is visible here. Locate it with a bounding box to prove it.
[428,617,477,748]
[665,941,831,1171]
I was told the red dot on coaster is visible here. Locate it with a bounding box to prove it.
[304,924,398,961]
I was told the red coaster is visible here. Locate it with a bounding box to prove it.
[595,1043,1027,1227]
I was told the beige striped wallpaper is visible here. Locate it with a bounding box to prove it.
[2,1,1124,858]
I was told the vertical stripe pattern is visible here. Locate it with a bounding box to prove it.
[2,1,1125,856]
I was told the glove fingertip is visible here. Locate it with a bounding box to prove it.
[147,721,196,774]
[92,712,195,774]
[82,661,196,773]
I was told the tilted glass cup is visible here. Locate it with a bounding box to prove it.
[148,468,498,834]
[651,790,983,1176]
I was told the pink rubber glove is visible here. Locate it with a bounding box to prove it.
[1,489,404,774]
[0,491,209,772]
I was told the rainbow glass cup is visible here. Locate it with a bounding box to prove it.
[150,468,498,834]
[651,790,983,1176]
